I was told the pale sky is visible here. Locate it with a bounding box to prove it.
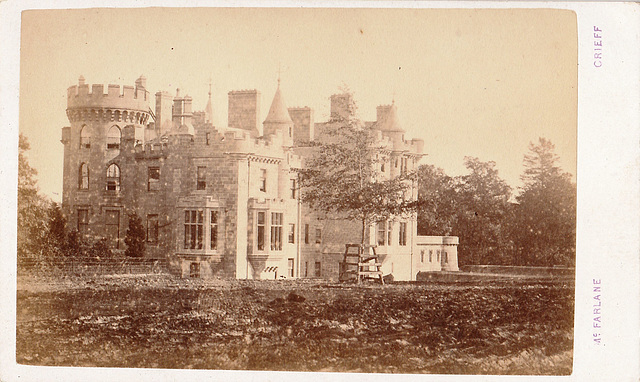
[20,8,577,202]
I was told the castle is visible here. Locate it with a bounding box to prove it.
[60,75,458,281]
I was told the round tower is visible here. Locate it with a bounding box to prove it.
[61,75,151,231]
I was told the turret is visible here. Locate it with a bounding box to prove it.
[263,77,294,147]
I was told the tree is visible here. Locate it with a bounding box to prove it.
[17,134,49,266]
[298,94,417,245]
[47,202,67,252]
[124,212,146,258]
[453,157,512,265]
[511,138,576,266]
[416,164,457,236]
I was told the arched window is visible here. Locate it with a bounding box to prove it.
[106,126,121,150]
[78,163,89,189]
[80,125,91,149]
[106,163,120,191]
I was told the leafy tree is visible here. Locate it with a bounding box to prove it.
[17,134,49,267]
[124,212,146,258]
[416,164,457,236]
[298,94,417,245]
[453,157,512,265]
[511,138,576,266]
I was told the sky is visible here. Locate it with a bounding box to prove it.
[19,7,577,202]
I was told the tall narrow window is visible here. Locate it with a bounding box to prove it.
[79,163,89,189]
[190,262,200,278]
[106,164,120,191]
[148,167,160,191]
[184,210,204,250]
[77,208,89,236]
[304,224,309,244]
[387,224,392,247]
[429,250,433,263]
[444,252,448,264]
[259,169,267,192]
[288,223,295,244]
[147,214,159,244]
[290,179,296,199]
[210,211,218,250]
[315,228,322,244]
[377,221,386,246]
[80,125,91,149]
[105,210,120,249]
[271,212,283,251]
[288,258,294,277]
[315,261,321,277]
[420,250,425,263]
[257,211,266,251]
[305,261,308,277]
[196,166,206,190]
[399,222,407,246]
[106,126,121,150]
[205,132,211,145]
[437,250,441,262]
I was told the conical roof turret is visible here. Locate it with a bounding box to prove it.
[263,77,292,124]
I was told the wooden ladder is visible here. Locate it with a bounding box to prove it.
[339,244,384,284]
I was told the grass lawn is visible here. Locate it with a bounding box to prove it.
[16,274,574,374]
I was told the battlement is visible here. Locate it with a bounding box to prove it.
[67,76,150,112]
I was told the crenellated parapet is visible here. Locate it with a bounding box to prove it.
[66,76,151,125]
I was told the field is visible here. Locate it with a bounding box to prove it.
[16,273,574,375]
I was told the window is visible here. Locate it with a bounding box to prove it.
[387,224,392,247]
[288,126,292,138]
[77,208,89,236]
[314,261,321,277]
[78,163,89,189]
[429,250,433,263]
[305,261,308,277]
[259,169,267,192]
[444,252,448,263]
[184,210,204,250]
[147,214,159,244]
[290,179,296,199]
[196,166,206,190]
[421,250,425,263]
[257,211,266,251]
[106,126,121,150]
[315,228,322,244]
[148,167,160,191]
[437,250,441,262]
[210,211,218,250]
[288,258,294,278]
[395,158,398,168]
[377,221,386,246]
[106,164,120,191]
[80,125,91,149]
[190,262,200,278]
[105,210,120,249]
[399,222,407,246]
[288,223,295,244]
[381,162,385,172]
[304,224,309,244]
[205,132,211,145]
[271,212,283,251]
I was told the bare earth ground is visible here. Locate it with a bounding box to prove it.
[16,273,574,375]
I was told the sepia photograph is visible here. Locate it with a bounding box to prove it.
[3,3,638,381]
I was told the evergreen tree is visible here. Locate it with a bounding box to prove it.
[124,213,146,258]
[512,138,576,266]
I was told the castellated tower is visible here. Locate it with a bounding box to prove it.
[60,75,151,247]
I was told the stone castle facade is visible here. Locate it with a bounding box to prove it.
[60,75,458,281]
